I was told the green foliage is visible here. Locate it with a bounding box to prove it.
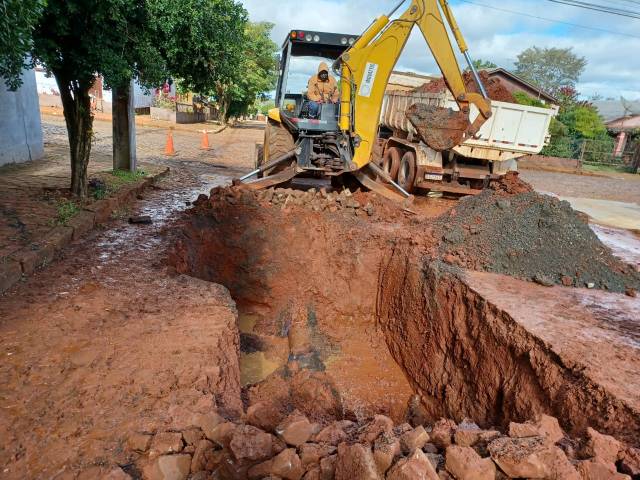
[110,169,147,182]
[220,22,279,119]
[0,0,44,89]
[512,92,548,109]
[470,59,497,71]
[147,0,247,94]
[515,47,586,97]
[557,106,607,140]
[54,198,80,225]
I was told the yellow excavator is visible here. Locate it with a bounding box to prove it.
[241,0,493,200]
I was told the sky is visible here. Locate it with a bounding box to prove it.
[238,0,640,100]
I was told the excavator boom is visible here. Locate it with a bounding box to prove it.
[338,0,492,168]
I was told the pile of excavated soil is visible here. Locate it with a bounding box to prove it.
[415,70,516,103]
[436,173,640,292]
[129,381,640,480]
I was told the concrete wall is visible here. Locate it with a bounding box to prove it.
[0,69,44,166]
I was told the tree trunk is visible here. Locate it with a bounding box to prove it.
[631,142,640,174]
[55,72,94,199]
[112,81,137,171]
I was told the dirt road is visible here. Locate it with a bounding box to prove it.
[0,121,262,478]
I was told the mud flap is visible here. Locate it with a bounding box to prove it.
[406,103,470,151]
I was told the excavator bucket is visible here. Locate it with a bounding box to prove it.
[405,103,471,152]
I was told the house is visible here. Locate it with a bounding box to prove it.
[484,68,558,105]
[593,100,640,157]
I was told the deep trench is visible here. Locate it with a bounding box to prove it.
[170,195,640,445]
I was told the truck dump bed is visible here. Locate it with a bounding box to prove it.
[380,91,558,162]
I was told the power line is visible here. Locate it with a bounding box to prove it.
[458,0,640,39]
[544,0,640,19]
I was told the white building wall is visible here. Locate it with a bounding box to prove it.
[0,69,44,166]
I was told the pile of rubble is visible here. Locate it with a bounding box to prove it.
[128,406,639,480]
[203,185,376,217]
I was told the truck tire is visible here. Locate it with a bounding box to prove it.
[398,150,417,193]
[382,147,401,181]
[260,119,295,176]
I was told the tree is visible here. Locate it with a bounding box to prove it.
[216,22,279,120]
[470,59,497,71]
[148,0,247,96]
[1,0,248,198]
[514,47,586,97]
[0,0,44,89]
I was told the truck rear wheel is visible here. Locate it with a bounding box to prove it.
[398,150,417,193]
[382,147,401,181]
[260,119,295,176]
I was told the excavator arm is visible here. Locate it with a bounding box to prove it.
[338,0,492,169]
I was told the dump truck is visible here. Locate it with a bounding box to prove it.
[377,90,558,193]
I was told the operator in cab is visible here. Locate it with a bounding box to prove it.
[306,62,339,118]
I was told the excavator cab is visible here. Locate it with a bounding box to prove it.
[254,30,359,180]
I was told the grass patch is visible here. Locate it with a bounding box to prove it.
[53,199,80,226]
[582,163,634,174]
[88,169,148,201]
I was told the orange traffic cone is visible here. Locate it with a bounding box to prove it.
[200,130,211,150]
[164,130,176,156]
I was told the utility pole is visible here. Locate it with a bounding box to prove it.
[112,79,137,171]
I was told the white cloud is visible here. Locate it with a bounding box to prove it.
[239,0,640,100]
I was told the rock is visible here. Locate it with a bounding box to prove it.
[191,439,214,473]
[488,436,580,480]
[626,287,638,298]
[248,459,274,480]
[423,443,439,454]
[386,449,439,480]
[372,433,401,475]
[206,421,236,448]
[320,454,337,480]
[400,426,429,454]
[181,428,204,446]
[335,443,380,480]
[425,453,444,471]
[304,466,321,480]
[143,454,192,480]
[290,370,343,422]
[508,414,564,444]
[127,432,153,452]
[101,467,131,479]
[453,421,483,447]
[195,411,225,440]
[584,427,621,464]
[576,459,632,480]
[270,448,305,480]
[431,419,457,449]
[129,215,153,224]
[149,432,184,459]
[246,401,287,433]
[364,203,375,216]
[277,411,315,447]
[445,445,496,480]
[533,274,554,287]
[359,415,394,443]
[299,443,337,469]
[229,425,280,462]
[314,422,348,446]
[618,446,640,477]
[561,275,574,286]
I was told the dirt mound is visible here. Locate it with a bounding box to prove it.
[436,175,640,292]
[415,70,515,103]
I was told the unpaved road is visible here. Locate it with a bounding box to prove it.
[0,122,262,478]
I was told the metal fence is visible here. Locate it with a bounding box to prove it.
[545,136,638,168]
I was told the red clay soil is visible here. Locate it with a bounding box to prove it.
[415,70,516,103]
[172,182,640,448]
